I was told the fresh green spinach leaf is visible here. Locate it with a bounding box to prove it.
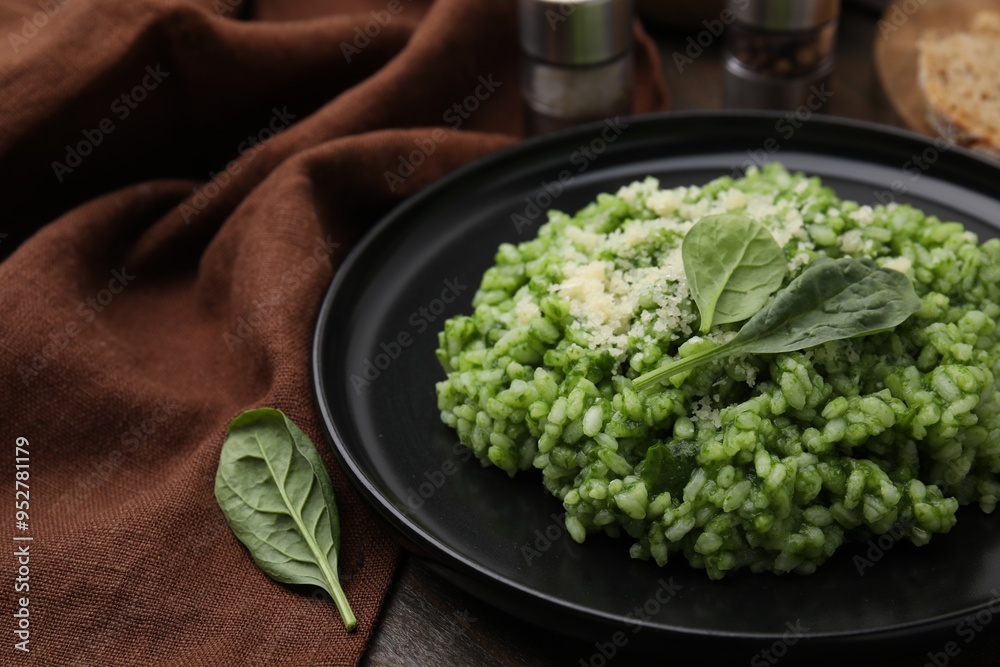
[683,214,787,333]
[215,408,357,631]
[633,257,921,390]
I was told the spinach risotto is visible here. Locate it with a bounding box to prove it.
[434,164,1000,578]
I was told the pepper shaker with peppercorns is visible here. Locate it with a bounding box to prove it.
[723,0,840,110]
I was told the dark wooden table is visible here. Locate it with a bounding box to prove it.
[361,5,998,666]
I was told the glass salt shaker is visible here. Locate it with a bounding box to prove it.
[518,0,634,135]
[723,0,840,110]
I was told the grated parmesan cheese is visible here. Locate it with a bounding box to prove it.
[514,297,541,324]
[565,225,604,252]
[693,395,722,429]
[849,205,875,226]
[616,176,659,204]
[839,229,863,253]
[646,189,681,216]
[882,256,913,275]
[721,189,747,211]
[679,198,710,221]
[538,170,914,368]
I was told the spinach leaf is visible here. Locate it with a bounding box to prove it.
[683,214,787,333]
[215,408,357,631]
[637,441,700,496]
[633,257,921,390]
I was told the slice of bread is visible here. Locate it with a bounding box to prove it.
[918,11,1000,156]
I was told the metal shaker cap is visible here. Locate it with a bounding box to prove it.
[729,0,840,31]
[518,0,633,66]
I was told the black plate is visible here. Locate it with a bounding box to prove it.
[313,112,1000,663]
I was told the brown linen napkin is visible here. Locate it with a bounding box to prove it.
[0,0,669,664]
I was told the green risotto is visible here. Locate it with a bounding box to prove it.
[434,164,1000,578]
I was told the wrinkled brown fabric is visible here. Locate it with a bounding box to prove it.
[0,0,668,664]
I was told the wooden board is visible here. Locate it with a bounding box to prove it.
[873,0,997,140]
